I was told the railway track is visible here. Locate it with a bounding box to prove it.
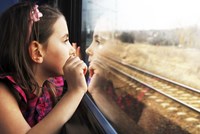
[102,55,200,113]
[97,53,200,133]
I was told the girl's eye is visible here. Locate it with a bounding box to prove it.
[64,39,69,44]
[95,40,100,45]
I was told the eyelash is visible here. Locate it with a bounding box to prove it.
[95,40,100,45]
[64,39,69,43]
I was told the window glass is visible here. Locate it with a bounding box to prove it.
[0,0,18,13]
[82,0,200,133]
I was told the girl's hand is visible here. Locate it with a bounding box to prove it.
[63,56,87,93]
[72,43,81,59]
[88,60,109,95]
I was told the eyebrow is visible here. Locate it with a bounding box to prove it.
[61,34,69,39]
[94,35,99,39]
[94,34,107,41]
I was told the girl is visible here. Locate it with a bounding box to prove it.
[0,2,87,134]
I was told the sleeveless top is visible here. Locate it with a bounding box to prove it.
[0,76,64,127]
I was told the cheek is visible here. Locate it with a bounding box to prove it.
[97,44,103,50]
[57,48,70,68]
[43,46,69,74]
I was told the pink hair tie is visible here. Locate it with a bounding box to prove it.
[26,5,43,43]
[30,5,43,22]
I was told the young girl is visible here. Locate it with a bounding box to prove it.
[0,2,87,134]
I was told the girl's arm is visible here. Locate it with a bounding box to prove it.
[29,86,86,134]
[0,83,31,134]
[0,82,85,134]
[30,56,87,134]
[0,56,87,134]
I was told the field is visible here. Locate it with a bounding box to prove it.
[101,40,200,90]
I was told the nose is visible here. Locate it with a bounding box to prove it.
[86,46,93,56]
[69,44,76,56]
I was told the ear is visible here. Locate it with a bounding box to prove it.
[29,41,44,63]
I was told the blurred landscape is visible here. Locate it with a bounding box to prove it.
[116,26,200,49]
[101,26,200,89]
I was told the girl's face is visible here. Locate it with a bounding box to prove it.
[86,31,109,63]
[41,16,75,77]
[86,32,101,63]
[86,18,113,63]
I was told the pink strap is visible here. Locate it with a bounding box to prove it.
[3,76,27,103]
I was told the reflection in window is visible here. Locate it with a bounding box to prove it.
[82,0,200,134]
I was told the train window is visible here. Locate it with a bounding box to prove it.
[0,0,18,13]
[2,0,199,133]
[82,0,200,133]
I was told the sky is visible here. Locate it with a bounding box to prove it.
[117,0,200,30]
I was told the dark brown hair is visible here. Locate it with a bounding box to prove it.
[0,2,64,98]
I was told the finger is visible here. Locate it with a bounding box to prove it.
[89,68,94,78]
[71,59,87,75]
[89,59,107,72]
[67,56,80,64]
[63,56,80,70]
[76,46,81,58]
[89,59,110,78]
[82,62,87,75]
[72,42,77,49]
[72,43,81,59]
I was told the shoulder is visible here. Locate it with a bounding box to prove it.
[0,76,27,102]
[0,82,19,121]
[0,82,30,133]
[0,82,18,104]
